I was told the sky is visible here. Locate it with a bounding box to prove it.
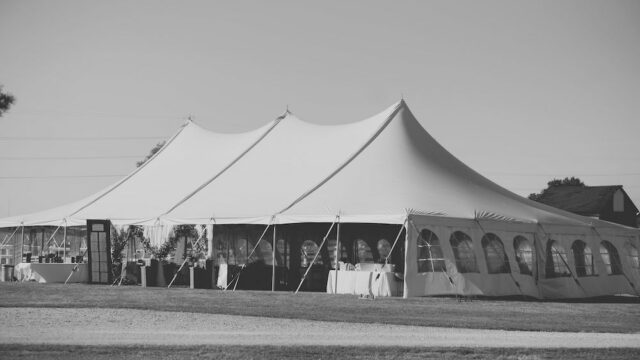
[0,0,639,218]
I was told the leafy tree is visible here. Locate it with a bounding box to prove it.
[136,141,166,167]
[0,85,15,117]
[528,177,585,201]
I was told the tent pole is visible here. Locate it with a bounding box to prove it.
[384,218,408,267]
[334,220,340,294]
[63,221,67,262]
[20,224,24,263]
[272,224,276,292]
[403,217,411,298]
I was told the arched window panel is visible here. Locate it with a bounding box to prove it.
[234,238,249,266]
[301,240,323,268]
[276,239,290,268]
[626,242,639,271]
[481,233,511,274]
[450,231,479,273]
[327,239,348,269]
[417,229,446,273]
[545,240,571,278]
[600,241,622,275]
[256,240,273,266]
[213,236,229,265]
[571,240,595,277]
[377,238,392,262]
[513,236,534,276]
[355,239,374,263]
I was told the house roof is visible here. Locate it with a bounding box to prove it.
[534,185,638,216]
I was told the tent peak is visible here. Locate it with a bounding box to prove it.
[277,107,292,120]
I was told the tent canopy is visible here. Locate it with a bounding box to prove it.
[0,100,637,235]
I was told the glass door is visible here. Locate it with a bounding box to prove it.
[87,220,112,284]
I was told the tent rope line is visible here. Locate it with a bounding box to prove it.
[41,222,65,256]
[537,224,588,296]
[383,217,407,267]
[161,117,284,217]
[224,218,274,291]
[474,218,525,297]
[590,226,640,297]
[68,118,192,218]
[295,215,339,294]
[407,219,457,293]
[0,224,22,248]
[278,102,403,215]
[168,224,209,288]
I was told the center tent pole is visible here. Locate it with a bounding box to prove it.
[272,224,276,292]
[334,218,340,294]
[20,224,25,263]
[63,220,67,262]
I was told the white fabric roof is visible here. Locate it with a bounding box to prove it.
[0,100,636,233]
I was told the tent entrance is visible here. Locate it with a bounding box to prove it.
[212,223,405,293]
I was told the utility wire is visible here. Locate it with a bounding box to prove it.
[0,136,166,141]
[0,175,126,179]
[486,172,640,177]
[0,155,141,160]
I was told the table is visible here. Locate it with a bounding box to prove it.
[14,263,89,283]
[326,270,402,297]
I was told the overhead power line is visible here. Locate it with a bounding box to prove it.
[486,172,640,177]
[0,175,126,179]
[0,136,166,141]
[0,155,141,160]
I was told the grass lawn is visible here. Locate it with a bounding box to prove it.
[0,345,638,360]
[1,282,638,333]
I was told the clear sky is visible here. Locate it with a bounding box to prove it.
[0,0,639,217]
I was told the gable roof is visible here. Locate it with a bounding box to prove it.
[533,185,638,216]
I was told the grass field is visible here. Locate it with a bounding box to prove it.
[1,282,638,333]
[0,344,638,360]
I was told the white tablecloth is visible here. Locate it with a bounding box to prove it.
[14,263,89,283]
[327,270,402,297]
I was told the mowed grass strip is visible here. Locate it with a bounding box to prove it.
[1,282,638,333]
[0,345,638,360]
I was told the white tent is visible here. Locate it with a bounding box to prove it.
[1,100,639,298]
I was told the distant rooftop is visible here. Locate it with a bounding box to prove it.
[534,185,638,216]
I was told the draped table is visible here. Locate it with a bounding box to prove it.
[14,263,89,283]
[326,270,402,297]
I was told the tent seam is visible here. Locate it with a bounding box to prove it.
[67,119,192,218]
[160,115,285,217]
[277,100,404,215]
